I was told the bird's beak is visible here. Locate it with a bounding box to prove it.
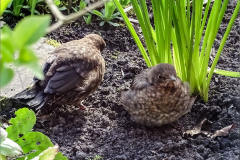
[168,75,176,81]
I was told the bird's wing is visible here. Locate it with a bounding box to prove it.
[43,55,103,95]
[33,55,57,82]
[130,68,151,90]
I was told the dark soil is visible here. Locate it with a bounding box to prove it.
[2,1,240,160]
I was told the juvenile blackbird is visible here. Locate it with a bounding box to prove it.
[121,63,196,126]
[13,34,106,110]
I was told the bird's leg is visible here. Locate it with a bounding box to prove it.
[78,101,94,111]
[78,101,87,110]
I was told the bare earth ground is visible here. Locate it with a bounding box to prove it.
[1,1,240,160]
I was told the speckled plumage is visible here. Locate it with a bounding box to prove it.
[121,63,195,126]
[14,34,106,110]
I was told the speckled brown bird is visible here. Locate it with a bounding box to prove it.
[13,34,106,110]
[121,63,196,126]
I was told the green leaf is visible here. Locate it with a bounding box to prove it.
[0,0,12,15]
[16,47,44,80]
[108,21,119,26]
[13,0,25,16]
[54,0,60,6]
[208,68,240,78]
[30,0,37,15]
[18,47,39,64]
[54,152,68,160]
[4,10,14,14]
[58,6,67,11]
[1,154,7,160]
[13,15,51,49]
[0,67,14,88]
[35,145,58,160]
[99,21,105,26]
[1,138,23,157]
[16,150,42,160]
[0,128,8,143]
[6,108,36,142]
[79,0,87,10]
[104,0,117,21]
[92,10,103,18]
[17,132,53,154]
[1,25,15,63]
[84,14,92,25]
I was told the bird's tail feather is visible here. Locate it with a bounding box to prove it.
[13,86,48,110]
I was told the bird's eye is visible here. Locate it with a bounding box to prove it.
[158,75,163,79]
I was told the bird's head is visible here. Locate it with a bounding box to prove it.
[149,63,177,87]
[84,34,106,52]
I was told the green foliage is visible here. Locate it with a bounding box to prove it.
[5,108,68,160]
[0,0,12,15]
[55,152,68,160]
[12,0,26,16]
[72,0,92,25]
[4,0,46,17]
[6,108,36,141]
[32,145,59,160]
[114,0,240,102]
[1,15,51,88]
[0,128,23,158]
[92,0,131,26]
[16,132,54,160]
[93,155,103,160]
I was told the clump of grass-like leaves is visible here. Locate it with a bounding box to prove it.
[114,0,240,102]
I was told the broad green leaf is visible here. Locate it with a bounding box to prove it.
[16,150,42,160]
[1,127,22,157]
[6,108,36,141]
[14,15,51,49]
[1,26,15,63]
[1,138,23,157]
[0,128,7,142]
[0,66,14,88]
[34,145,59,160]
[18,47,39,64]
[17,132,53,154]
[19,150,68,160]
[16,47,44,80]
[0,0,12,15]
[54,152,68,160]
[1,154,7,160]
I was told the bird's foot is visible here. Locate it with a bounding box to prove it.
[79,103,87,110]
[78,102,95,113]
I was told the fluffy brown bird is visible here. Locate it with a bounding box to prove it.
[121,63,195,126]
[13,34,106,110]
